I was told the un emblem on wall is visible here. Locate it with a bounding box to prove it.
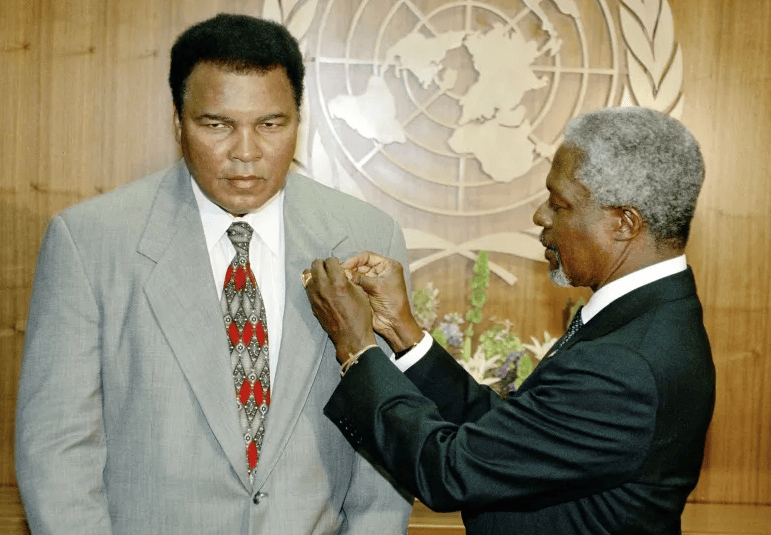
[263,0,684,281]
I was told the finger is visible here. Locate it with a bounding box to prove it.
[344,262,379,289]
[350,269,380,294]
[301,270,312,288]
[341,251,386,271]
[309,258,328,285]
[347,269,363,287]
[322,257,372,301]
[340,251,372,270]
[321,257,345,283]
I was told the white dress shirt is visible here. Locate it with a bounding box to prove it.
[191,177,285,386]
[395,255,688,371]
[580,255,687,323]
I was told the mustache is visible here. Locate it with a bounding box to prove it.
[539,232,556,251]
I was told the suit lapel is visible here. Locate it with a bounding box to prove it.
[139,162,249,488]
[253,173,347,488]
[560,267,699,353]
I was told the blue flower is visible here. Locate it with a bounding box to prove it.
[438,321,464,348]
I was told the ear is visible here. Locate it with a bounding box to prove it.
[173,109,182,143]
[612,206,644,242]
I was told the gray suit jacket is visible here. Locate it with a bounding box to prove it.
[16,161,412,534]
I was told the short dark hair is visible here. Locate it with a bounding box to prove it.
[169,13,305,114]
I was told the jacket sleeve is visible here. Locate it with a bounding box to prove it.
[15,215,113,534]
[325,338,658,513]
[339,218,413,534]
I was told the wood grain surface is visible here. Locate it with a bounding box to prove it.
[1,0,769,513]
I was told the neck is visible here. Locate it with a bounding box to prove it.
[594,239,683,292]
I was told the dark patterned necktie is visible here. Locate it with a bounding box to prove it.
[549,306,584,357]
[221,222,270,485]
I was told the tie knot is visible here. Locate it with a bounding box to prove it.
[227,222,254,258]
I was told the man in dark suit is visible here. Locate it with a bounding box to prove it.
[303,107,716,535]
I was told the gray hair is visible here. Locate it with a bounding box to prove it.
[563,107,704,249]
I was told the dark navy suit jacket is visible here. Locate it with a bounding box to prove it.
[325,268,715,535]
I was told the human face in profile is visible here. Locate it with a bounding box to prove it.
[175,62,299,216]
[532,144,618,292]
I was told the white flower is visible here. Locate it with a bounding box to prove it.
[460,346,503,386]
[522,332,556,361]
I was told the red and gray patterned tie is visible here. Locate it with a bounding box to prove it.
[221,222,270,485]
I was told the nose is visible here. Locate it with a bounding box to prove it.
[533,200,551,228]
[230,128,262,162]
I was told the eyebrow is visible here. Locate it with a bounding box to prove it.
[195,113,231,122]
[258,112,289,122]
[195,112,289,123]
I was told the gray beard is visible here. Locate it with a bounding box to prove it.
[549,250,572,287]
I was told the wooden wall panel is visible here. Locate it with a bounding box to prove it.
[1,0,42,489]
[1,0,769,510]
[671,0,771,504]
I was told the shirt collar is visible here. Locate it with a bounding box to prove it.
[190,172,283,257]
[581,255,687,324]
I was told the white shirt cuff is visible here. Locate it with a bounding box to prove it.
[390,331,433,372]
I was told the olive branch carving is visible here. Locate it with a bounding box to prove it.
[619,0,684,118]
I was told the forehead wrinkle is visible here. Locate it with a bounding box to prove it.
[183,63,295,116]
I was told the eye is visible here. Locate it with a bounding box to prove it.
[548,196,565,211]
[261,120,282,130]
[260,115,290,130]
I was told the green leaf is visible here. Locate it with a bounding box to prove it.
[513,356,535,390]
[462,337,472,362]
[473,250,490,275]
[466,309,483,324]
[470,276,485,290]
[517,355,534,381]
[412,285,439,330]
[477,326,524,359]
[412,286,436,310]
[470,289,487,308]
[431,327,448,349]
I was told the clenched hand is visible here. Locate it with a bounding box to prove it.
[304,257,376,364]
[341,252,423,353]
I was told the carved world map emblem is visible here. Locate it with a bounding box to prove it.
[262,0,684,282]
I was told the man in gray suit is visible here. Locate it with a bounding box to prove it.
[16,13,412,534]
